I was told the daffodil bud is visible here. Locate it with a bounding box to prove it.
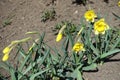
[2,54,9,61]
[56,33,63,42]
[56,25,66,42]
[3,47,11,54]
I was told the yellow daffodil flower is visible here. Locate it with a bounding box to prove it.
[3,47,11,54]
[84,10,97,22]
[118,1,120,7]
[2,46,14,61]
[94,18,109,35]
[72,42,85,53]
[2,37,31,61]
[56,33,63,42]
[2,54,9,61]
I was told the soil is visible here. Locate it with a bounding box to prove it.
[0,0,120,80]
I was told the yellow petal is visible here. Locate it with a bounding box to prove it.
[3,47,11,54]
[56,33,62,42]
[101,31,105,34]
[94,30,99,35]
[105,25,110,30]
[2,54,9,61]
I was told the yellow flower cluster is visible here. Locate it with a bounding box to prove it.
[2,46,13,61]
[2,37,31,61]
[84,10,109,35]
[84,10,97,22]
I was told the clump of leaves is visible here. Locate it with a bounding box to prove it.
[41,8,56,22]
[110,27,120,48]
[104,0,109,3]
[72,0,87,5]
[0,73,7,80]
[2,19,12,27]
[53,21,77,35]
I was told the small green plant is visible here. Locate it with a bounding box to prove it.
[53,21,77,35]
[0,73,7,80]
[41,8,56,22]
[72,0,87,5]
[2,19,12,27]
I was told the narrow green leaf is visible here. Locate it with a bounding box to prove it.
[0,62,9,71]
[77,70,83,80]
[112,13,120,19]
[101,49,120,59]
[90,43,99,56]
[19,50,26,58]
[111,38,120,50]
[19,51,32,72]
[30,68,50,80]
[71,64,83,79]
[62,36,69,54]
[18,62,36,80]
[10,67,16,80]
[38,48,50,67]
[82,63,97,71]
[71,69,83,80]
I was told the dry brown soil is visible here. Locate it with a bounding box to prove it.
[0,0,120,80]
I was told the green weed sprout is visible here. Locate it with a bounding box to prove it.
[2,19,12,27]
[41,8,56,22]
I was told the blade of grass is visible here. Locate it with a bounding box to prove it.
[112,13,120,19]
[30,68,50,80]
[101,49,120,59]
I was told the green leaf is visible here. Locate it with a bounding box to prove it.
[71,69,83,80]
[112,13,120,20]
[30,68,50,80]
[10,68,16,80]
[101,49,120,59]
[90,43,99,56]
[77,70,83,80]
[18,62,36,79]
[82,63,97,71]
[19,51,33,72]
[71,64,83,79]
[19,49,26,58]
[38,48,50,67]
[0,62,9,71]
[111,37,120,50]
